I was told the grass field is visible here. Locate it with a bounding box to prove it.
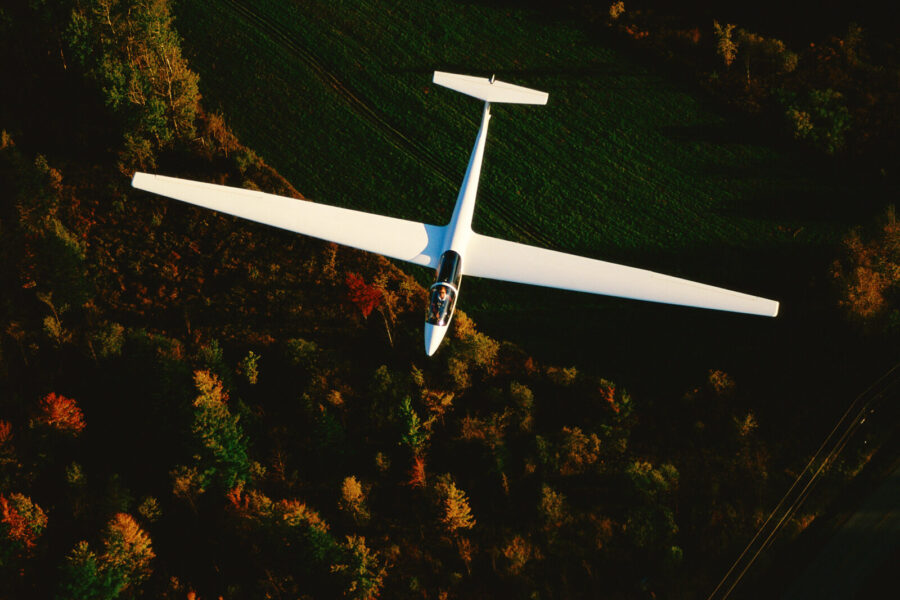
[171,0,888,393]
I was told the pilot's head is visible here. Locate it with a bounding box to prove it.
[438,286,447,299]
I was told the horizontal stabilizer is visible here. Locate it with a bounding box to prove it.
[433,71,548,105]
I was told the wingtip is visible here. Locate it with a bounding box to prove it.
[131,171,150,189]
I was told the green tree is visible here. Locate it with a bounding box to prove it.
[331,535,386,600]
[783,88,852,154]
[238,350,260,385]
[2,151,89,312]
[190,369,251,491]
[509,381,534,432]
[624,461,680,549]
[57,513,154,600]
[57,541,120,600]
[398,396,427,454]
[66,0,201,168]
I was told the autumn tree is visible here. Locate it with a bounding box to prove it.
[345,272,383,319]
[0,493,48,563]
[226,485,344,585]
[832,205,900,325]
[734,29,798,85]
[608,2,625,21]
[238,350,260,385]
[57,513,154,599]
[202,112,241,158]
[713,21,738,67]
[501,534,539,576]
[0,421,15,470]
[36,392,86,434]
[435,475,476,533]
[339,475,370,523]
[539,485,569,530]
[102,513,155,590]
[559,426,603,476]
[407,455,427,488]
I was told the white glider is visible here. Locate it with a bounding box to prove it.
[132,71,779,356]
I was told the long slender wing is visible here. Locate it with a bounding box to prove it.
[464,233,779,317]
[132,173,445,268]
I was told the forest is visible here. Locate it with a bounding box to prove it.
[1,1,898,599]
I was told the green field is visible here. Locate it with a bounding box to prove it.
[171,0,882,387]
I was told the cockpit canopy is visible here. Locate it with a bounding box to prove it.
[426,284,456,326]
[425,250,462,326]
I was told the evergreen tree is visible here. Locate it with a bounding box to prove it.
[189,369,251,491]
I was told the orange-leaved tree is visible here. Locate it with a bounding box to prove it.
[1,493,48,559]
[435,475,476,533]
[37,392,86,434]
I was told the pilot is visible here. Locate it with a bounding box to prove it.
[430,285,451,324]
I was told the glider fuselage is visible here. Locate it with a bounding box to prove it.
[423,102,492,355]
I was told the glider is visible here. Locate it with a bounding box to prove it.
[132,71,779,356]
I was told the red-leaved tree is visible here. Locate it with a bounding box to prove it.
[345,272,383,318]
[38,393,86,434]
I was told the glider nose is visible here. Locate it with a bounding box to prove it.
[424,322,448,356]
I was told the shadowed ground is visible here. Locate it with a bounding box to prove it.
[782,460,900,599]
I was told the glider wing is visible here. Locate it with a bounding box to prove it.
[132,173,445,268]
[463,233,779,317]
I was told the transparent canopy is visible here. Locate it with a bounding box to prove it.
[425,250,463,326]
[425,284,456,325]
